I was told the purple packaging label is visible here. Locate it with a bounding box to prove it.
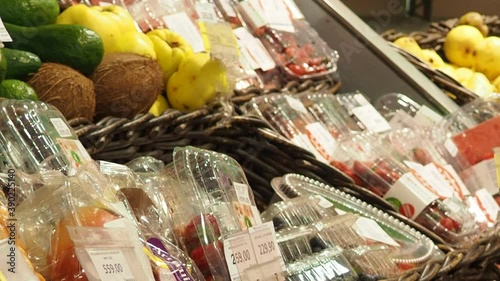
[147,238,195,281]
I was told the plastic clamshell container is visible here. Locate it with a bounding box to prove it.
[164,146,262,280]
[261,196,335,231]
[0,100,90,175]
[246,93,338,163]
[337,134,478,246]
[312,214,365,250]
[255,20,340,81]
[345,245,401,278]
[276,226,314,264]
[284,246,358,281]
[271,174,442,268]
[297,92,358,137]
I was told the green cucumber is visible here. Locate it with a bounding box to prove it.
[0,0,60,26]
[0,49,6,83]
[2,48,42,80]
[4,23,104,75]
[0,79,39,101]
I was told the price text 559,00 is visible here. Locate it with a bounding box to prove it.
[102,263,124,275]
[231,249,251,265]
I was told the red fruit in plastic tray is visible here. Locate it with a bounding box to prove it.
[284,47,297,58]
[352,161,371,178]
[331,160,364,185]
[183,214,221,251]
[190,241,224,278]
[373,167,394,184]
[307,58,323,66]
[302,43,315,53]
[412,148,432,165]
[439,217,458,232]
[286,63,307,76]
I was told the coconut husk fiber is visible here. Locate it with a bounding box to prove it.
[28,63,96,121]
[90,52,163,120]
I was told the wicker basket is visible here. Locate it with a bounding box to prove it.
[72,79,500,280]
[381,15,500,106]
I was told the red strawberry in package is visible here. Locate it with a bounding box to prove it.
[337,134,478,246]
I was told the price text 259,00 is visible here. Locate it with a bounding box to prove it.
[231,250,252,265]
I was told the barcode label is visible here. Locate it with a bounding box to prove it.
[50,118,72,137]
[234,182,252,205]
[195,3,219,22]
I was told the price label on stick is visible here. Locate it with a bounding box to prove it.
[86,249,135,281]
[0,17,12,42]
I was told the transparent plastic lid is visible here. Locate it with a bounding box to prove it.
[0,100,91,176]
[261,196,335,231]
[276,226,314,264]
[164,146,261,280]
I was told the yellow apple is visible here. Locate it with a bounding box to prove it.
[437,64,458,80]
[463,72,495,97]
[394,37,423,58]
[421,49,445,68]
[473,36,500,81]
[493,75,500,92]
[444,25,484,68]
[454,67,475,84]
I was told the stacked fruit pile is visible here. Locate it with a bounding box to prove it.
[393,12,500,98]
[0,0,228,121]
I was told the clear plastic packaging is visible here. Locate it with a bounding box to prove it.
[261,196,336,231]
[271,174,441,270]
[236,0,340,81]
[164,146,262,280]
[297,92,356,137]
[335,92,392,133]
[246,93,339,164]
[0,100,92,176]
[276,227,314,264]
[338,134,478,245]
[345,245,401,278]
[374,93,443,129]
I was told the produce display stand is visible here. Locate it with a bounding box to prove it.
[1,0,499,280]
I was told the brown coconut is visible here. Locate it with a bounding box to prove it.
[90,53,163,119]
[28,63,95,121]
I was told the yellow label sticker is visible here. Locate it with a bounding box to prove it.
[198,21,240,63]
[0,270,6,281]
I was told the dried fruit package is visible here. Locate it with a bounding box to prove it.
[236,0,340,81]
[0,100,92,176]
[433,94,500,211]
[164,146,263,280]
[99,158,206,280]
[246,93,339,164]
[337,134,478,246]
[14,163,155,281]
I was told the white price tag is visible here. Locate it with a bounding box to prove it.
[162,13,205,53]
[87,249,135,281]
[443,165,471,197]
[351,104,392,133]
[353,93,370,105]
[218,0,237,17]
[234,27,275,71]
[290,134,328,164]
[56,139,92,176]
[224,231,257,281]
[305,122,337,161]
[0,240,39,281]
[444,138,458,157]
[413,105,443,127]
[475,188,499,222]
[248,222,281,265]
[282,0,304,19]
[354,217,400,247]
[285,95,307,113]
[237,1,267,31]
[261,0,295,33]
[195,3,219,23]
[0,18,12,43]
[234,182,252,205]
[422,163,455,199]
[50,118,73,137]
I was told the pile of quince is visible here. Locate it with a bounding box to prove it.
[394,12,500,97]
[58,4,228,115]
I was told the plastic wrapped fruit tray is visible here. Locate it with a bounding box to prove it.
[70,79,500,280]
